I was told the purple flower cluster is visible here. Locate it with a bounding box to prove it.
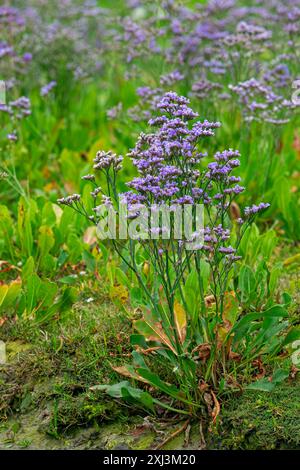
[40,81,57,97]
[115,0,300,125]
[93,150,123,172]
[244,203,270,217]
[160,70,184,86]
[124,93,221,208]
[230,78,297,124]
[0,94,32,142]
[120,92,268,259]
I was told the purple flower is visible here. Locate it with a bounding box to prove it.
[157,92,198,120]
[40,81,57,97]
[7,132,17,142]
[81,174,95,181]
[107,102,122,120]
[94,151,123,171]
[219,246,236,254]
[244,202,270,216]
[160,70,184,86]
[22,52,32,63]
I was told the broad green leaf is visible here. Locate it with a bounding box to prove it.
[280,327,300,349]
[232,305,288,342]
[91,381,155,411]
[269,264,282,295]
[0,205,15,261]
[17,198,33,258]
[22,256,35,282]
[130,287,143,306]
[130,334,148,349]
[115,267,130,288]
[136,368,182,400]
[38,226,55,260]
[271,369,290,384]
[41,202,57,227]
[246,378,275,392]
[82,249,96,272]
[239,265,256,303]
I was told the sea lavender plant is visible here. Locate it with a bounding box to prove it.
[230,78,297,124]
[57,92,292,419]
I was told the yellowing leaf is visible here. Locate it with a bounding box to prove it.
[110,284,128,304]
[112,366,149,384]
[134,319,177,355]
[211,391,220,424]
[222,291,239,326]
[174,300,187,344]
[283,253,300,267]
[43,181,57,192]
[0,285,8,307]
[142,261,150,276]
[52,204,63,223]
[0,279,22,309]
[230,201,241,221]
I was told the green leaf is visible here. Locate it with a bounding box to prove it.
[22,256,35,282]
[130,334,148,349]
[67,232,83,263]
[17,198,33,258]
[130,287,143,306]
[38,226,55,260]
[239,265,256,303]
[276,177,291,222]
[232,305,288,342]
[269,264,282,295]
[271,369,290,384]
[38,279,58,308]
[26,273,41,313]
[59,275,78,285]
[41,202,57,227]
[246,369,289,392]
[82,249,96,272]
[239,305,288,327]
[115,267,130,288]
[132,351,148,369]
[136,368,183,401]
[246,378,275,392]
[0,205,15,261]
[280,327,300,349]
[91,380,154,411]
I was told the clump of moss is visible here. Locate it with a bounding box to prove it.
[46,393,127,436]
[212,379,300,450]
[0,348,60,418]
[0,299,131,428]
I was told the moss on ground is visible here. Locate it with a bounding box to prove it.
[0,300,132,429]
[1,293,299,450]
[213,380,300,450]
